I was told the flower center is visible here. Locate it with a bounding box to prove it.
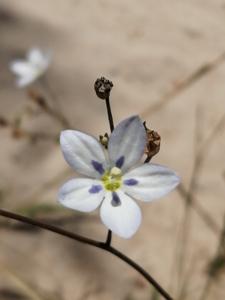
[101,167,122,191]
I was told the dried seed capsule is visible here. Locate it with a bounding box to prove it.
[143,121,161,160]
[94,77,113,100]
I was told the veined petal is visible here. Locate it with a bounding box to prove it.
[58,178,104,212]
[60,130,108,178]
[108,116,146,172]
[122,163,180,202]
[100,190,142,238]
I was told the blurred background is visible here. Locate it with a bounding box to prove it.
[0,0,225,299]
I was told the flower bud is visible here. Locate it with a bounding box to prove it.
[99,133,109,148]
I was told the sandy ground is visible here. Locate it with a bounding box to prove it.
[0,0,225,299]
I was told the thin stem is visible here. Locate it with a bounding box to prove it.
[198,215,225,300]
[141,51,225,119]
[37,77,71,129]
[0,209,173,300]
[177,184,219,234]
[104,95,114,246]
[103,246,173,300]
[40,76,60,109]
[105,96,114,132]
[105,230,112,246]
[176,109,201,294]
[42,101,71,129]
[0,265,47,300]
[0,209,99,247]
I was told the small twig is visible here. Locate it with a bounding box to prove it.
[198,215,225,300]
[0,265,47,300]
[39,76,61,111]
[177,253,201,300]
[177,184,219,234]
[168,104,225,299]
[176,106,225,296]
[11,128,57,142]
[176,105,203,294]
[0,213,98,232]
[199,277,212,300]
[176,107,225,234]
[141,51,225,118]
[28,89,71,129]
[0,209,174,300]
[39,76,71,128]
[0,115,57,143]
[37,98,71,129]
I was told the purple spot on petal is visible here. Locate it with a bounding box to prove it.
[89,185,102,194]
[111,192,121,207]
[91,160,104,175]
[124,178,138,186]
[116,156,125,168]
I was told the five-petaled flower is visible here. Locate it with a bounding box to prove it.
[58,116,180,238]
[10,48,51,87]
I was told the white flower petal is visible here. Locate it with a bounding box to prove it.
[28,48,51,69]
[16,74,37,87]
[122,163,180,202]
[60,130,108,178]
[10,60,42,87]
[58,178,104,212]
[108,116,146,172]
[100,190,142,238]
[10,48,51,88]
[10,61,33,77]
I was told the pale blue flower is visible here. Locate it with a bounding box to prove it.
[58,116,180,238]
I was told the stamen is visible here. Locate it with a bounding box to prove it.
[110,167,122,176]
[101,167,122,191]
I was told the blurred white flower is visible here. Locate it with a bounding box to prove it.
[58,116,180,239]
[10,48,51,87]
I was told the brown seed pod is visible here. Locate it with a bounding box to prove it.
[143,121,161,160]
[94,77,113,100]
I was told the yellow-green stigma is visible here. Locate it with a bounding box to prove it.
[101,167,122,191]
